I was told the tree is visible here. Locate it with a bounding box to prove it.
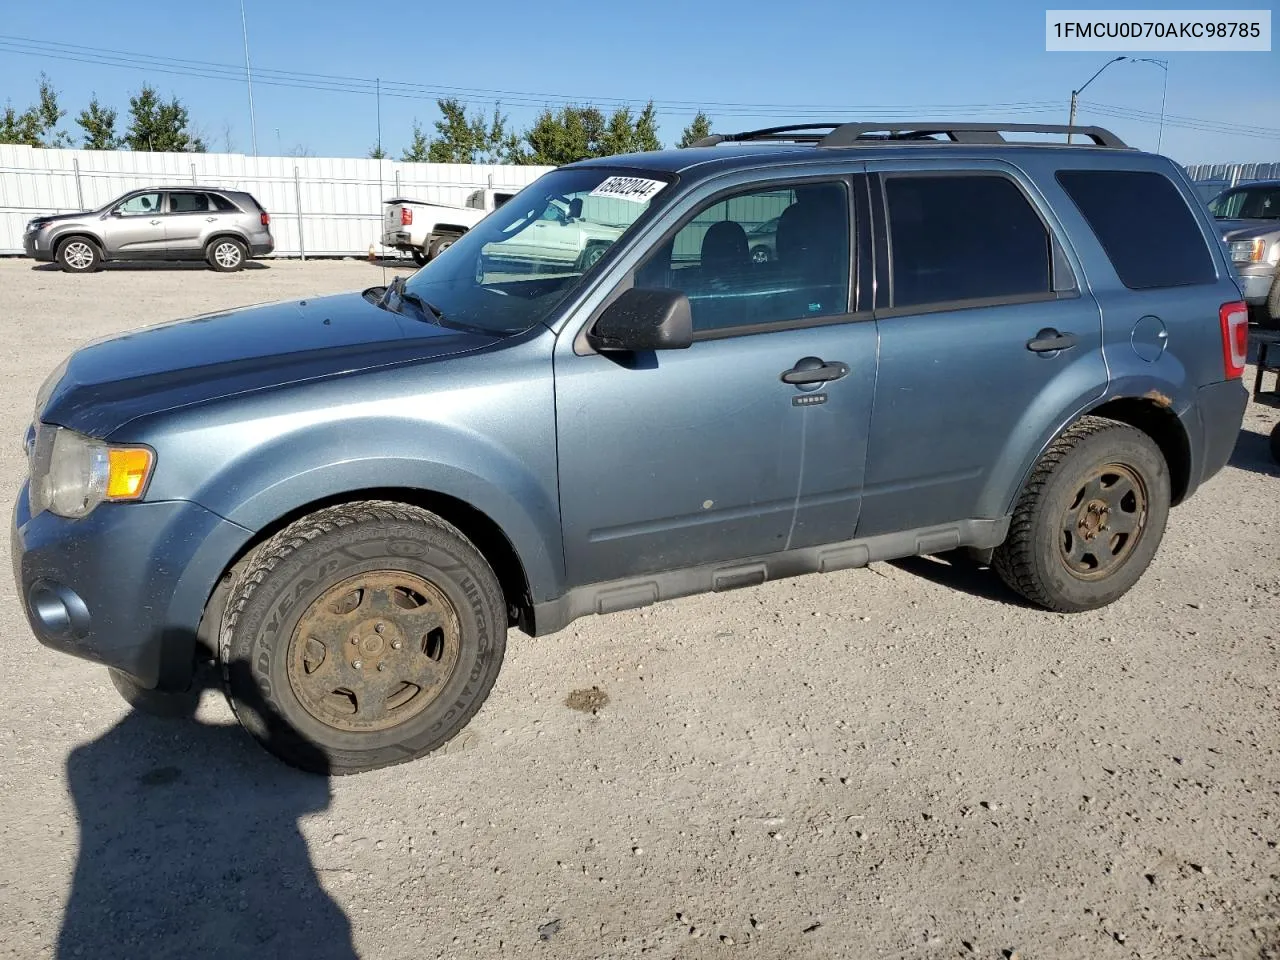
[422,99,519,164]
[634,101,662,152]
[401,120,430,162]
[678,111,713,148]
[521,105,608,165]
[367,144,387,159]
[76,97,120,149]
[0,73,71,147]
[124,85,205,152]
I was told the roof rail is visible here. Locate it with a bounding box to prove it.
[691,122,1128,149]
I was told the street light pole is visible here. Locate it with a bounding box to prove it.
[240,0,258,156]
[1131,57,1169,154]
[1068,55,1127,143]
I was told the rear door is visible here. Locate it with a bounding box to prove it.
[857,160,1106,538]
[163,190,218,255]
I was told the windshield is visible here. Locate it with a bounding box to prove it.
[402,167,672,334]
[1209,185,1280,220]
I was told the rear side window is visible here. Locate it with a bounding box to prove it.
[169,191,211,213]
[1056,170,1216,289]
[211,193,241,213]
[885,174,1052,309]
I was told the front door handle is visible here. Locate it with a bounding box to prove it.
[149,219,162,225]
[781,356,849,385]
[206,216,218,222]
[1027,329,1078,353]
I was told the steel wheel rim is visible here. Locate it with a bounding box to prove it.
[215,242,242,268]
[65,242,94,269]
[1059,462,1148,581]
[286,570,462,733]
[437,239,453,254]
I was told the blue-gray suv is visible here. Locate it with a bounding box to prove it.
[12,122,1251,773]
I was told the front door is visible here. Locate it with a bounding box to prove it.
[856,162,1106,537]
[555,175,874,587]
[101,191,166,256]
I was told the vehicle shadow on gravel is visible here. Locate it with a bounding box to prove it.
[889,550,1037,608]
[1229,427,1280,476]
[31,262,269,273]
[57,660,356,960]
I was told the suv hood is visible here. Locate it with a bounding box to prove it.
[39,292,501,437]
[29,210,95,228]
[1217,218,1280,242]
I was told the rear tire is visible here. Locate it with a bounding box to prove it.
[56,237,100,273]
[428,234,458,260]
[993,416,1170,612]
[206,237,247,272]
[219,501,507,774]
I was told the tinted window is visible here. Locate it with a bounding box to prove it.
[210,193,240,213]
[635,182,850,333]
[886,174,1052,309]
[168,192,212,213]
[1057,170,1216,289]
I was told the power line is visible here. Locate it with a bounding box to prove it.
[2,33,1276,141]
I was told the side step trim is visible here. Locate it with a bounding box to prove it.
[531,517,1010,636]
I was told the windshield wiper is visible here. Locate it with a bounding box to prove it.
[380,274,445,325]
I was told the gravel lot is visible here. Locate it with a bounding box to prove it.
[0,257,1277,960]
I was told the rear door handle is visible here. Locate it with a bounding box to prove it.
[1027,329,1078,353]
[781,357,849,384]
[149,219,162,225]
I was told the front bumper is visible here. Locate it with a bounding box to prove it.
[11,484,251,690]
[1234,264,1276,305]
[23,232,53,261]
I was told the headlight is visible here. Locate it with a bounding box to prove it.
[28,426,154,519]
[1229,238,1265,263]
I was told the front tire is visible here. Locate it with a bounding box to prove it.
[207,237,247,272]
[56,237,100,273]
[219,502,507,774]
[993,416,1170,612]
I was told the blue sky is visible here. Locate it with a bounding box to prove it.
[0,0,1276,163]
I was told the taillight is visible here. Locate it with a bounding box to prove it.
[400,207,413,226]
[1219,301,1248,379]
[260,211,270,227]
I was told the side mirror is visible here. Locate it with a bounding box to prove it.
[588,287,693,353]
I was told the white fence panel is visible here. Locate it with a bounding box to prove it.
[0,145,553,257]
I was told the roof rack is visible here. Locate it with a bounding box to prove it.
[691,122,1128,149]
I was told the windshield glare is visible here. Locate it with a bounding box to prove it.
[1210,185,1280,220]
[403,168,671,334]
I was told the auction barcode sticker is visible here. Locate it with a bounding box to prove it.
[1046,10,1271,50]
[589,176,667,203]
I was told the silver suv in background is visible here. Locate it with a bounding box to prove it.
[23,187,275,273]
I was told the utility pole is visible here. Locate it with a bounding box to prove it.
[1068,55,1127,143]
[240,0,258,156]
[376,77,382,156]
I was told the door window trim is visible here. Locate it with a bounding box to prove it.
[872,169,1080,319]
[575,172,871,353]
[166,190,215,216]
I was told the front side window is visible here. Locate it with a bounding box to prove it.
[169,191,212,213]
[886,174,1052,309]
[633,181,851,333]
[402,168,669,334]
[116,192,162,217]
[1209,185,1280,220]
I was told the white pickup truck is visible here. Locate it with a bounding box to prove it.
[382,187,517,265]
